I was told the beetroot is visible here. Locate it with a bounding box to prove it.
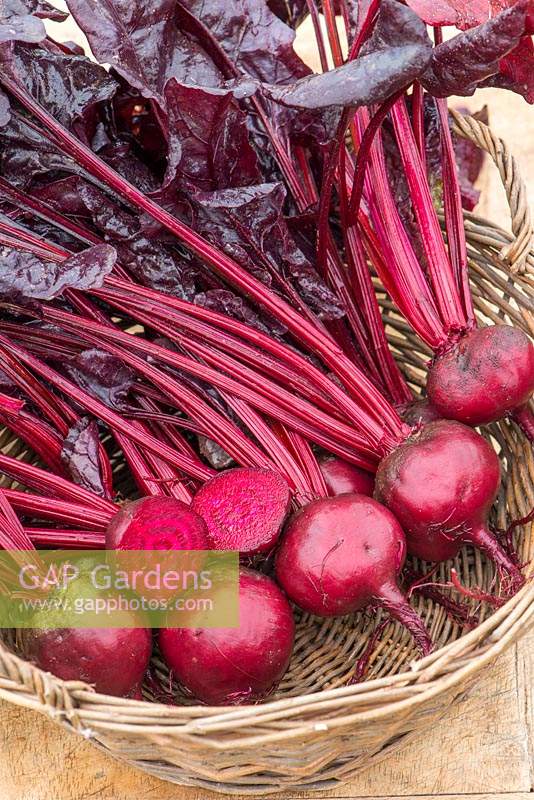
[319,455,375,497]
[192,468,291,555]
[427,326,534,428]
[159,568,295,705]
[24,625,152,697]
[399,399,442,427]
[275,494,432,655]
[375,420,525,592]
[106,496,209,551]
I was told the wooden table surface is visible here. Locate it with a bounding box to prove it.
[1,14,533,799]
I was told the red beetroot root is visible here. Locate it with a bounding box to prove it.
[399,398,442,427]
[106,496,209,551]
[275,494,433,656]
[319,455,375,497]
[192,468,291,555]
[159,568,295,705]
[375,420,525,594]
[24,625,152,697]
[427,325,534,429]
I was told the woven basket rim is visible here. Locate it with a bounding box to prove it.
[0,112,532,748]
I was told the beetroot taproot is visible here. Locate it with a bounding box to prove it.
[275,494,432,655]
[24,625,152,697]
[375,419,524,593]
[427,326,534,428]
[159,568,295,705]
[319,455,375,497]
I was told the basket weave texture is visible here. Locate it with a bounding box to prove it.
[0,114,532,796]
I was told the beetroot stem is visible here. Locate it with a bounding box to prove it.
[389,97,468,334]
[434,96,475,326]
[348,90,404,221]
[0,453,116,513]
[27,528,105,549]
[4,489,112,528]
[0,335,215,483]
[43,306,374,467]
[305,0,329,72]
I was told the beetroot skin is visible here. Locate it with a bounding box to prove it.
[375,419,524,591]
[25,625,152,697]
[106,496,210,550]
[399,398,442,427]
[427,325,534,427]
[192,468,291,555]
[159,568,295,705]
[319,455,375,497]
[275,494,432,655]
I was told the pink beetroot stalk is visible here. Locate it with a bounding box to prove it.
[40,305,377,470]
[27,527,105,549]
[0,452,116,513]
[0,338,114,496]
[0,213,392,459]
[0,335,215,483]
[4,489,112,529]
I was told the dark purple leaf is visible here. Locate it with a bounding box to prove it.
[422,3,528,97]
[37,176,140,240]
[65,0,222,108]
[162,79,260,193]
[98,141,160,193]
[256,91,342,146]
[264,0,431,109]
[0,0,64,43]
[0,14,45,43]
[117,237,198,299]
[3,0,68,22]
[64,348,135,410]
[179,0,309,84]
[0,112,85,187]
[2,44,117,135]
[190,183,345,320]
[266,0,309,27]
[61,417,106,496]
[0,243,116,301]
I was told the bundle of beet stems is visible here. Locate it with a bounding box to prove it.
[0,0,532,702]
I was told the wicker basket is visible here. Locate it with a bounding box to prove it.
[0,112,532,796]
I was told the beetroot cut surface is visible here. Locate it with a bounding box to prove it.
[106,496,210,551]
[192,468,291,555]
